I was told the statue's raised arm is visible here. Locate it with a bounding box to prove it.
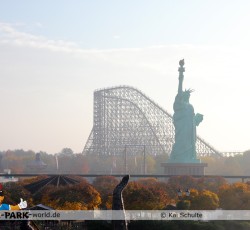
[178,59,185,94]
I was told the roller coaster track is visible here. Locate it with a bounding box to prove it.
[83,86,222,158]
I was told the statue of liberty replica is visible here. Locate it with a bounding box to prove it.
[170,59,203,163]
[162,59,207,175]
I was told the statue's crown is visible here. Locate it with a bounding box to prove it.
[183,88,194,96]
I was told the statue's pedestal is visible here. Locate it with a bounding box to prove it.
[161,163,208,176]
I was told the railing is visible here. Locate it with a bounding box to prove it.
[3,173,250,181]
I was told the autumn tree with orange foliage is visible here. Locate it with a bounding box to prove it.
[196,176,227,193]
[188,189,219,210]
[137,177,161,187]
[41,182,101,210]
[219,182,250,209]
[123,179,170,210]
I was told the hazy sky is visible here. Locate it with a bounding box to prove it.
[0,1,250,154]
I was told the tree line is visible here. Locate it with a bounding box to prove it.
[3,175,250,229]
[0,148,250,175]
[3,175,250,210]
